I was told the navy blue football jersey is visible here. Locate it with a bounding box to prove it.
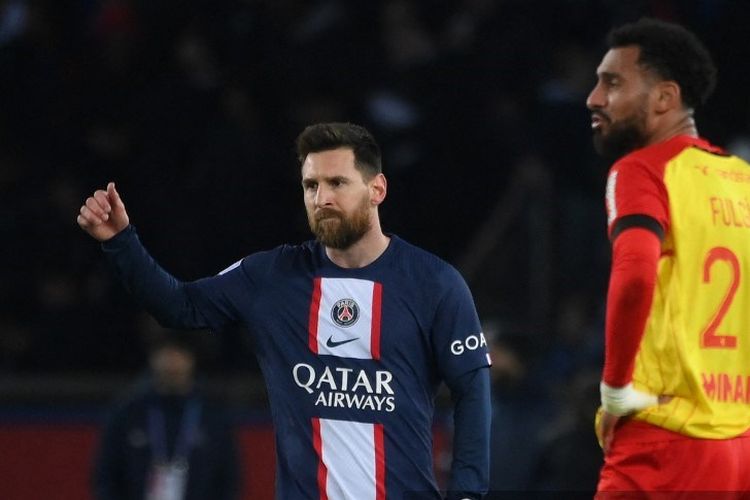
[104,228,491,499]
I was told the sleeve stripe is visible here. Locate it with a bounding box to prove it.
[611,214,665,243]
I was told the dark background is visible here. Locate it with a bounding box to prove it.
[2,0,750,492]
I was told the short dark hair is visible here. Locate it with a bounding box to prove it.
[607,18,717,109]
[295,122,382,178]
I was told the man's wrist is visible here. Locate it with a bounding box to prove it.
[600,381,658,416]
[101,224,135,250]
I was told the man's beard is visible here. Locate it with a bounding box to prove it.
[308,197,372,250]
[592,106,649,162]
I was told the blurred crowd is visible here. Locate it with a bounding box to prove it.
[3,0,750,492]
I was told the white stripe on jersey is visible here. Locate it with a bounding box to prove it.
[312,278,381,359]
[218,259,243,275]
[316,418,384,500]
[606,170,619,226]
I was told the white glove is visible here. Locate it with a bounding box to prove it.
[600,381,658,416]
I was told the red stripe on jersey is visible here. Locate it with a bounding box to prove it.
[308,277,322,354]
[371,282,383,360]
[375,423,386,500]
[312,417,328,500]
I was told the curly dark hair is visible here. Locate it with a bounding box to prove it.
[607,18,717,109]
[295,122,382,179]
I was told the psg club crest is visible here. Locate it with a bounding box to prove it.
[331,298,359,327]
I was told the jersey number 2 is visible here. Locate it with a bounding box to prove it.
[701,247,739,349]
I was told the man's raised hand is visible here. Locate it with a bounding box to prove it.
[77,182,130,241]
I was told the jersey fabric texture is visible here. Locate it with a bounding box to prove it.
[102,228,491,499]
[604,134,750,439]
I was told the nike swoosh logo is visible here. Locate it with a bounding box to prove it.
[326,335,359,348]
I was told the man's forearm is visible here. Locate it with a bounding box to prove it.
[446,367,491,499]
[603,227,660,386]
[102,225,207,329]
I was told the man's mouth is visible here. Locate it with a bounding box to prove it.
[591,113,609,130]
[315,210,340,222]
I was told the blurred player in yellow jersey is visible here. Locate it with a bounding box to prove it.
[587,18,750,493]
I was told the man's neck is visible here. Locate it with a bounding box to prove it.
[647,112,698,146]
[325,228,391,269]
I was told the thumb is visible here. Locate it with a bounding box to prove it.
[602,427,615,455]
[107,181,125,209]
[599,411,619,455]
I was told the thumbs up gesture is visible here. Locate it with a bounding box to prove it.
[76,182,130,241]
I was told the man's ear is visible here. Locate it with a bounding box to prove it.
[654,80,681,113]
[370,173,387,206]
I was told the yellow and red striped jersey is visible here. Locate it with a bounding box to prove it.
[605,135,750,438]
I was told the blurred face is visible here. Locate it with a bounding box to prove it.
[586,46,653,161]
[149,346,195,394]
[301,148,375,250]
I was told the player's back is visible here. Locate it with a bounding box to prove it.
[631,140,750,438]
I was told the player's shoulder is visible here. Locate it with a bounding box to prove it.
[389,235,465,285]
[220,241,317,276]
[259,240,317,261]
[390,235,451,268]
[614,135,719,174]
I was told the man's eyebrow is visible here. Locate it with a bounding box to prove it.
[302,175,349,183]
[598,71,620,80]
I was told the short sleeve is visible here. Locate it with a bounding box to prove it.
[605,158,669,238]
[431,267,491,384]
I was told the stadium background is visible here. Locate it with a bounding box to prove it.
[2,0,750,498]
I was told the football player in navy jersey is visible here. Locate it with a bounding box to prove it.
[78,122,491,500]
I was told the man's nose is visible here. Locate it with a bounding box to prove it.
[586,83,605,110]
[315,185,333,206]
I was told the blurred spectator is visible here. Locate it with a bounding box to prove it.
[92,335,240,500]
[528,370,602,492]
[537,291,604,387]
[485,320,555,490]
